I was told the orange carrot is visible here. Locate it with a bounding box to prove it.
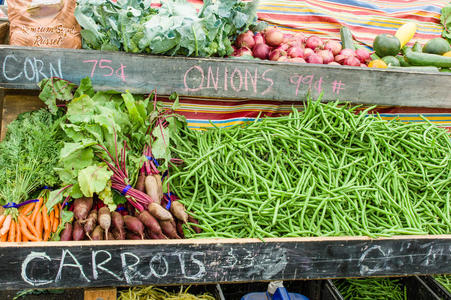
[20,214,40,238]
[0,215,12,236]
[54,205,60,220]
[23,234,29,242]
[0,215,6,228]
[7,220,16,242]
[42,206,51,241]
[18,217,40,242]
[49,210,55,229]
[52,214,59,233]
[16,221,21,242]
[30,198,43,224]
[0,233,7,242]
[19,202,35,216]
[35,211,43,240]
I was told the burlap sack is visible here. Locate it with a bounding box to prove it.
[8,0,81,48]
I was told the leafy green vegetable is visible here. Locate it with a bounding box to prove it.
[0,109,66,205]
[441,4,451,43]
[38,79,76,114]
[74,0,261,57]
[51,210,74,241]
[78,164,113,197]
[37,77,185,209]
[74,0,158,52]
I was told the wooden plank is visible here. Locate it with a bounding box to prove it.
[0,88,3,139]
[0,235,449,290]
[84,288,117,300]
[0,46,450,108]
[0,91,44,140]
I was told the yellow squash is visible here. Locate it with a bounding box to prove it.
[395,22,417,47]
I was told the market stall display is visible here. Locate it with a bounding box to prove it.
[0,0,450,296]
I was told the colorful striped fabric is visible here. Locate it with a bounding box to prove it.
[258,0,448,47]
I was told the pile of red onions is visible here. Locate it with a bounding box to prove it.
[233,27,371,67]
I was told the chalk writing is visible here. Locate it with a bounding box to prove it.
[20,248,209,287]
[83,59,127,82]
[332,80,346,94]
[92,250,122,281]
[55,249,90,283]
[2,54,62,83]
[8,238,450,289]
[21,252,53,287]
[290,74,323,96]
[183,65,274,96]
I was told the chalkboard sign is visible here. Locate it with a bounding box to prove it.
[0,236,449,290]
[0,46,451,108]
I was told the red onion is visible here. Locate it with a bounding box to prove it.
[334,54,346,64]
[278,56,289,62]
[233,47,253,57]
[304,48,314,58]
[288,57,306,63]
[328,62,341,65]
[236,31,255,49]
[287,40,302,48]
[253,43,271,59]
[316,49,334,64]
[254,32,265,45]
[360,63,368,67]
[287,46,304,58]
[306,35,323,49]
[293,32,306,43]
[355,48,371,63]
[324,40,342,56]
[265,27,284,47]
[286,32,306,47]
[269,48,287,61]
[339,48,355,58]
[344,56,361,66]
[306,53,324,64]
[283,33,293,43]
[277,44,289,51]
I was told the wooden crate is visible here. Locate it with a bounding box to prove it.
[0,46,450,108]
[0,89,43,140]
[0,236,449,290]
[0,45,450,291]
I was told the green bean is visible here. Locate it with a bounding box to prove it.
[171,98,451,238]
[335,278,406,300]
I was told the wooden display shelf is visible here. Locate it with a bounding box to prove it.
[0,46,450,291]
[0,235,449,290]
[0,45,450,108]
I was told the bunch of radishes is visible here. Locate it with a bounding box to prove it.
[233,27,371,66]
[60,196,201,241]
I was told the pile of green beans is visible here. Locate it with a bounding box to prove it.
[334,278,406,300]
[435,275,451,293]
[169,99,451,238]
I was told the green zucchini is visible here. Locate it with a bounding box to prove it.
[404,48,451,68]
[396,55,410,67]
[440,68,451,73]
[340,26,355,50]
[412,41,422,52]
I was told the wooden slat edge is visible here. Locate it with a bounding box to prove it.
[1,234,450,248]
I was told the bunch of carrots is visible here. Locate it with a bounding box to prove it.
[0,197,61,242]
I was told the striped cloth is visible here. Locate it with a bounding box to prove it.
[155,0,451,132]
[258,0,447,47]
